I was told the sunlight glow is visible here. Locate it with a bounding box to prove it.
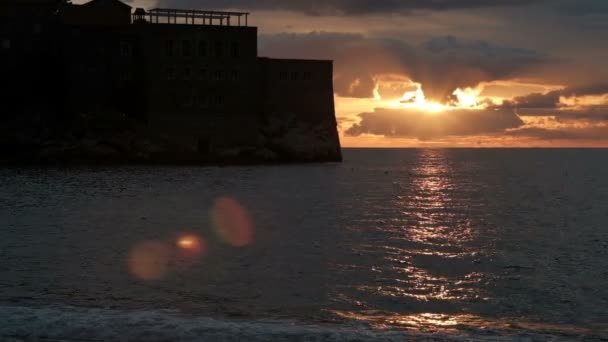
[376,81,485,113]
[452,87,480,107]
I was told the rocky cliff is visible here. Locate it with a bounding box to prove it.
[0,111,342,165]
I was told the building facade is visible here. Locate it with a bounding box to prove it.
[1,0,341,162]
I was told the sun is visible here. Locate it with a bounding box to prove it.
[374,81,483,113]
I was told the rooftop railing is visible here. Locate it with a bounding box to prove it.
[133,8,250,27]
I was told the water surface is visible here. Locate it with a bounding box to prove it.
[1,149,607,340]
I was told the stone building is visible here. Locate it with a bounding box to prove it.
[0,0,341,163]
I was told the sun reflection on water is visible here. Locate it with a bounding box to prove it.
[332,310,477,330]
[331,149,491,331]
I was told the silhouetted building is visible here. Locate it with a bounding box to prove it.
[0,0,341,162]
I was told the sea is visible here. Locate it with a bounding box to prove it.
[1,149,607,341]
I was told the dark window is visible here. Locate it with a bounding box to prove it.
[230,42,239,58]
[198,41,207,57]
[198,95,209,108]
[184,95,193,108]
[302,72,312,81]
[199,69,207,80]
[213,70,224,81]
[1,23,12,34]
[197,138,210,154]
[183,67,192,80]
[279,71,287,80]
[166,67,176,80]
[182,40,191,57]
[33,23,42,34]
[120,41,132,57]
[230,70,239,81]
[291,71,299,81]
[214,41,222,58]
[165,40,174,57]
[2,39,10,49]
[120,71,133,81]
[211,95,224,107]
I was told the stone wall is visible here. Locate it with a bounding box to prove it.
[258,58,342,162]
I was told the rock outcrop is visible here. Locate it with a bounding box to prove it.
[0,111,342,165]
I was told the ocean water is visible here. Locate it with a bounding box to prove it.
[1,149,607,341]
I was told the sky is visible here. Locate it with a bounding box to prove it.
[95,0,608,147]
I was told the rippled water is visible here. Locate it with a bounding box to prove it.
[1,149,608,340]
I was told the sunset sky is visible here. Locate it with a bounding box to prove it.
[90,0,608,147]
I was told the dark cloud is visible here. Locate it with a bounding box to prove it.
[345,107,523,139]
[516,107,608,121]
[260,32,545,102]
[553,0,608,16]
[504,83,608,109]
[157,0,540,16]
[507,126,608,140]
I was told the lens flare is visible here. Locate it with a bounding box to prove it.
[212,197,254,247]
[128,241,171,281]
[173,234,206,271]
[176,234,205,254]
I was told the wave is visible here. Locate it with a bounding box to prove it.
[1,305,602,341]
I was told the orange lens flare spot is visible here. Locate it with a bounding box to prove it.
[176,234,205,254]
[128,241,171,281]
[212,197,254,247]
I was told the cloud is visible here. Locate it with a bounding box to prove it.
[552,0,608,16]
[507,126,608,140]
[345,107,523,140]
[260,32,545,102]
[506,83,608,109]
[157,0,540,16]
[517,108,608,121]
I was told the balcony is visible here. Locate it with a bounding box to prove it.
[133,8,250,27]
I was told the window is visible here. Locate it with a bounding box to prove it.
[198,95,209,108]
[1,39,10,49]
[211,95,224,107]
[230,42,239,58]
[302,72,312,81]
[197,138,210,154]
[33,23,42,34]
[166,67,176,80]
[182,40,191,57]
[291,71,299,81]
[120,41,132,57]
[183,95,193,108]
[199,69,207,81]
[198,41,207,57]
[2,23,12,34]
[279,71,287,81]
[166,40,174,57]
[120,71,133,81]
[213,70,224,81]
[183,67,192,80]
[230,70,239,81]
[214,41,222,58]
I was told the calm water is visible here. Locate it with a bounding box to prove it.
[1,149,608,340]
